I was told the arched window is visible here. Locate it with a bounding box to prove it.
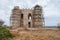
[28,13,31,20]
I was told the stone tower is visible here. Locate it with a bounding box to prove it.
[33,5,44,28]
[10,5,44,29]
[10,6,21,28]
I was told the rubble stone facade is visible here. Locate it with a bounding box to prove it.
[10,5,44,29]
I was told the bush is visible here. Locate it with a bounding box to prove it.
[0,26,14,40]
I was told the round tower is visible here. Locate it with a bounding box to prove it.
[10,6,21,29]
[33,5,44,28]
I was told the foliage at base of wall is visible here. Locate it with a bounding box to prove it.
[0,26,14,40]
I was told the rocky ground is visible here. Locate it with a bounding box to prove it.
[9,28,60,40]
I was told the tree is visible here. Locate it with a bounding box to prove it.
[0,26,14,40]
[57,23,60,30]
[58,23,60,27]
[0,19,4,26]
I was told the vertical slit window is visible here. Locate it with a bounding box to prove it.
[20,14,23,27]
[21,14,23,19]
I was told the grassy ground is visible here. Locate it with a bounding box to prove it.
[10,28,60,40]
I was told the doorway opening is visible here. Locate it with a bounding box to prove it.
[28,22,31,28]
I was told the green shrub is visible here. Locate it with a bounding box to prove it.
[0,26,14,40]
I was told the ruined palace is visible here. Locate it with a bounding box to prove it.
[10,5,44,29]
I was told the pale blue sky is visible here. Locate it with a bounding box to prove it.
[0,0,60,26]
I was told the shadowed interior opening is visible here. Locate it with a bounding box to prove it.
[28,22,31,28]
[21,14,23,19]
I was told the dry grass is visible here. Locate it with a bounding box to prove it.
[10,28,60,40]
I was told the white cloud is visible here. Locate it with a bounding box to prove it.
[43,0,60,17]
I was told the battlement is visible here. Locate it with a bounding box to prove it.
[13,4,42,10]
[13,6,32,10]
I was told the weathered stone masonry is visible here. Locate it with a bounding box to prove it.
[10,5,44,29]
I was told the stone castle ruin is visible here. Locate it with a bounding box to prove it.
[9,5,60,40]
[10,5,44,29]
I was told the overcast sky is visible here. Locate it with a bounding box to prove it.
[0,0,60,26]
